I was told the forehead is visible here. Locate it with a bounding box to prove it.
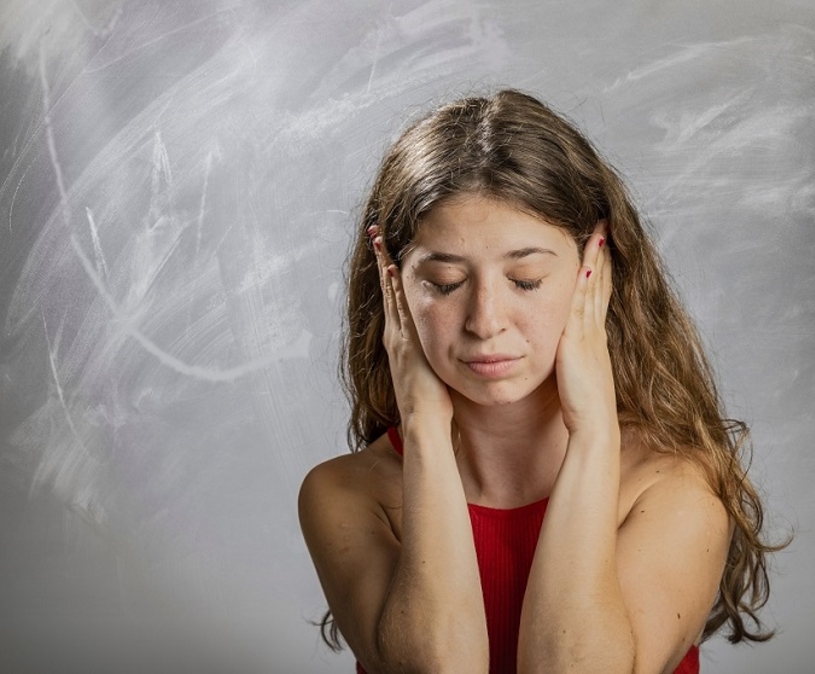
[408,195,576,260]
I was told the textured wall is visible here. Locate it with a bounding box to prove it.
[0,1,812,672]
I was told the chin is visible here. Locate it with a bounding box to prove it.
[451,379,543,408]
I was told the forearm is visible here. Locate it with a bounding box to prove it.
[518,428,634,674]
[376,417,489,673]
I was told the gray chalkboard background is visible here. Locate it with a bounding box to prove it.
[1,1,813,672]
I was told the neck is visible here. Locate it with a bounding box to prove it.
[450,380,569,508]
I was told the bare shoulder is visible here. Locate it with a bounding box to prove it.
[298,433,403,526]
[619,432,727,525]
[616,434,731,671]
[618,434,731,573]
[297,434,404,668]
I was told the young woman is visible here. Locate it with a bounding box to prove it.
[299,89,778,674]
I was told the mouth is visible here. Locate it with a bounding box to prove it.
[461,355,521,378]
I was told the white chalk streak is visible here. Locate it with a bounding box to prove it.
[81,8,234,75]
[70,235,310,382]
[196,148,216,259]
[38,36,301,383]
[35,313,89,495]
[42,314,79,440]
[366,20,383,94]
[66,0,123,39]
[39,39,71,229]
[148,131,173,225]
[7,170,26,234]
[85,206,109,279]
[603,37,755,93]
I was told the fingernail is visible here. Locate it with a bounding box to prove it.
[586,269,592,278]
[373,237,382,252]
[366,225,378,238]
[598,237,605,248]
[387,266,396,278]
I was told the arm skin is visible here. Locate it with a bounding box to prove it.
[379,418,489,673]
[298,421,489,674]
[517,225,731,674]
[299,231,489,674]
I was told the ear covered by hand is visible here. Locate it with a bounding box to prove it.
[555,220,617,436]
[369,226,453,423]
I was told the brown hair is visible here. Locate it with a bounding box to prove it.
[323,89,783,649]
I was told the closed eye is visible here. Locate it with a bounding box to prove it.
[431,278,542,295]
[431,281,464,295]
[512,278,542,291]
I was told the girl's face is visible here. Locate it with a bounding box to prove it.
[401,195,581,407]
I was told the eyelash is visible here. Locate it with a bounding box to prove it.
[432,278,542,295]
[433,282,463,295]
[513,278,543,291]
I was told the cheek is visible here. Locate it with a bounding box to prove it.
[553,280,577,326]
[402,287,449,354]
[411,303,452,356]
[525,280,576,345]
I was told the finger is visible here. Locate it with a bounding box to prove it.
[596,220,612,323]
[581,220,606,263]
[581,221,608,326]
[388,264,414,340]
[566,265,591,337]
[581,250,600,332]
[578,224,604,293]
[374,236,398,326]
[598,219,611,289]
[372,235,387,297]
[593,235,611,324]
[599,244,612,324]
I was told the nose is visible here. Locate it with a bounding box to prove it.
[464,280,506,339]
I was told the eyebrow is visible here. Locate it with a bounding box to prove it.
[505,247,558,260]
[416,247,557,264]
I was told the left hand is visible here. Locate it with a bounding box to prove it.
[555,220,617,436]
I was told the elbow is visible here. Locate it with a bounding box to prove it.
[518,629,636,674]
[597,631,637,674]
[365,651,484,674]
[370,622,488,674]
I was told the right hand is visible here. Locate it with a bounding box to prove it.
[371,227,454,424]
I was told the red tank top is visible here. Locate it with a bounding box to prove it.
[355,429,700,674]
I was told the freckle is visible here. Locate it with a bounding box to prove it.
[640,509,645,514]
[677,613,681,620]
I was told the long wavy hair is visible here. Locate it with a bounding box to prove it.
[321,89,782,650]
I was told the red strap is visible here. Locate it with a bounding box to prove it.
[674,644,700,673]
[387,426,403,456]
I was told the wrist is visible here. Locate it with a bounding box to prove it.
[401,416,454,454]
[566,424,621,452]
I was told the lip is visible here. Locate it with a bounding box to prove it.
[461,354,521,378]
